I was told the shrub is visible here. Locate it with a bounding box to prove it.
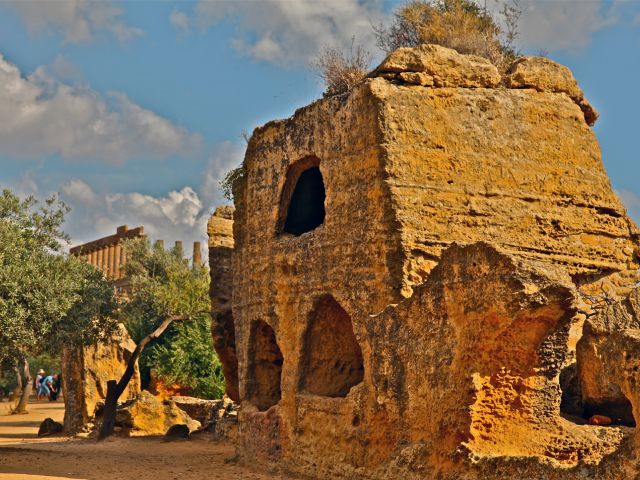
[374,0,520,71]
[312,38,372,97]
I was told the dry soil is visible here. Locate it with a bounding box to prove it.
[0,399,292,480]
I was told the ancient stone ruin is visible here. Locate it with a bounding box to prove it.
[70,225,145,288]
[61,323,141,434]
[208,44,640,479]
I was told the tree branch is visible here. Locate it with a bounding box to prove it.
[113,312,207,397]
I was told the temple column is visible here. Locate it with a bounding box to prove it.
[90,250,97,267]
[114,243,121,279]
[193,241,202,265]
[120,244,126,272]
[107,244,115,279]
[96,248,103,272]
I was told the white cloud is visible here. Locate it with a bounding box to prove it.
[170,9,190,32]
[14,171,39,198]
[49,55,84,83]
[194,0,385,65]
[6,0,143,43]
[481,0,623,54]
[56,140,244,251]
[61,178,97,203]
[192,0,632,66]
[617,189,640,225]
[0,53,201,163]
[59,180,211,252]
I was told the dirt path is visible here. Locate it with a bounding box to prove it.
[0,399,293,480]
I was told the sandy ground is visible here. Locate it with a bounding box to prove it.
[0,399,293,480]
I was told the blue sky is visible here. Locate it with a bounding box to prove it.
[0,0,639,249]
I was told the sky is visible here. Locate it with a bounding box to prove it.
[0,0,639,252]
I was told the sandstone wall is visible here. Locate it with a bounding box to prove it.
[232,81,406,468]
[371,47,639,296]
[208,205,239,401]
[228,44,640,479]
[62,324,140,434]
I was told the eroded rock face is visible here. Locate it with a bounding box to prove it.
[218,44,640,479]
[62,324,141,434]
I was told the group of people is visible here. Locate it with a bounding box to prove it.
[35,370,61,401]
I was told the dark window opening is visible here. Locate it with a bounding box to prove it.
[298,296,364,397]
[247,320,283,411]
[279,160,326,236]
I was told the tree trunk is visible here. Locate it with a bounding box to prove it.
[98,314,191,440]
[99,380,119,440]
[9,366,22,403]
[15,358,32,414]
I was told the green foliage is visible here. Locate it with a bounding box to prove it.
[0,358,17,395]
[120,238,224,399]
[147,315,225,399]
[220,164,245,201]
[0,189,118,368]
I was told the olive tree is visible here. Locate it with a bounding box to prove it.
[0,189,117,413]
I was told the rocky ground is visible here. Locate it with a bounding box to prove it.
[0,399,292,480]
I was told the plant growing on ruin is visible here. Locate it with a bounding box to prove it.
[220,164,245,201]
[374,0,520,71]
[0,189,118,413]
[100,238,217,438]
[312,38,372,97]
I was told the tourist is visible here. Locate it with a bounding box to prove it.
[35,369,46,401]
[49,373,62,401]
[41,373,57,401]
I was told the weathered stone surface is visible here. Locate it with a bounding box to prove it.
[223,44,640,479]
[375,44,501,87]
[62,323,141,434]
[208,206,239,402]
[366,244,629,474]
[504,56,599,125]
[397,71,434,86]
[113,390,200,437]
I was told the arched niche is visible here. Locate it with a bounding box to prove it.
[298,295,364,397]
[247,320,284,411]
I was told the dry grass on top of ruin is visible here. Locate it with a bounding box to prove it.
[313,0,520,97]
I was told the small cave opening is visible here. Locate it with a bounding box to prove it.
[278,157,326,236]
[298,295,364,397]
[560,363,636,427]
[246,320,284,411]
[583,393,636,428]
